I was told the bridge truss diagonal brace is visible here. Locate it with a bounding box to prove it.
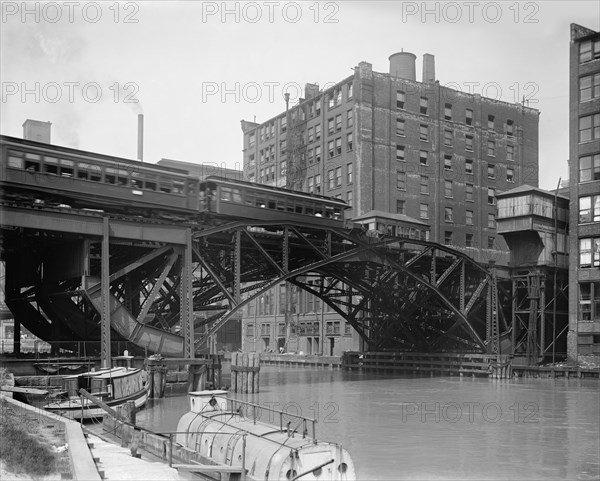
[136,252,179,324]
[199,244,375,345]
[192,246,237,306]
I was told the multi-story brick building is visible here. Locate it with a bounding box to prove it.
[240,51,540,355]
[569,24,600,363]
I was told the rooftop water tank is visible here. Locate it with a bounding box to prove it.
[389,52,416,81]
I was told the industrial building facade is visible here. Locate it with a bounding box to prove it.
[239,52,540,355]
[569,24,600,362]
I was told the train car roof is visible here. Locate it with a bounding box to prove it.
[203,175,350,208]
[0,135,191,176]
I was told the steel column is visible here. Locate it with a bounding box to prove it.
[100,217,111,368]
[181,228,193,359]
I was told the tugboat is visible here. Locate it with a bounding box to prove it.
[43,366,147,420]
[175,390,355,480]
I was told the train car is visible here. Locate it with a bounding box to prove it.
[199,176,349,228]
[0,135,199,215]
[176,391,355,480]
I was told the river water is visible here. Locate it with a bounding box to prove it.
[131,366,599,481]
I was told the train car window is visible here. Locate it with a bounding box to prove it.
[60,159,74,177]
[220,187,232,201]
[305,206,314,215]
[159,179,172,193]
[25,152,41,161]
[131,172,142,188]
[173,181,184,194]
[77,162,90,180]
[276,200,285,211]
[116,169,128,186]
[105,167,117,184]
[244,192,255,205]
[144,175,157,190]
[268,200,276,209]
[7,151,24,169]
[43,156,59,175]
[333,208,342,219]
[295,204,303,214]
[232,189,242,203]
[256,198,266,208]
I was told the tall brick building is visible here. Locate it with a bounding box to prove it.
[239,52,540,355]
[569,24,600,363]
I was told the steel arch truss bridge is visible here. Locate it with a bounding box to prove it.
[192,221,498,353]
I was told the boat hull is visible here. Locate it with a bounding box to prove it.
[44,388,148,420]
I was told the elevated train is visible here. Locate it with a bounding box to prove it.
[0,135,348,226]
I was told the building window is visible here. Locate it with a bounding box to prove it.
[506,119,514,136]
[466,109,473,126]
[248,153,255,168]
[488,164,496,179]
[397,171,406,190]
[465,159,473,175]
[335,137,342,156]
[444,207,453,222]
[347,190,353,208]
[396,145,405,161]
[280,117,287,133]
[444,103,452,120]
[466,210,473,225]
[487,140,496,156]
[396,118,405,136]
[315,174,321,193]
[488,115,495,130]
[420,203,429,219]
[397,91,406,109]
[315,124,321,140]
[488,213,496,228]
[420,97,428,115]
[307,176,314,194]
[580,38,600,63]
[249,132,256,147]
[488,187,496,205]
[308,127,314,143]
[347,163,353,184]
[507,167,515,183]
[280,160,286,176]
[315,146,321,163]
[335,114,342,132]
[397,199,406,214]
[466,233,474,247]
[581,73,600,102]
[580,113,600,142]
[419,150,428,165]
[347,132,353,151]
[420,175,429,194]
[328,140,335,158]
[580,238,600,267]
[444,231,453,245]
[347,82,353,100]
[347,109,354,127]
[507,144,514,161]
[335,167,342,187]
[328,117,335,135]
[444,180,453,198]
[488,236,495,249]
[444,154,452,170]
[466,135,473,151]
[466,183,474,202]
[420,124,428,142]
[580,195,600,223]
[328,169,335,189]
[280,139,287,153]
[444,129,452,147]
[247,323,255,337]
[580,153,600,182]
[579,282,600,321]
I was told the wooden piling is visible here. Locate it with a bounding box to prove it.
[231,352,260,393]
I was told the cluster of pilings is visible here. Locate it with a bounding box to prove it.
[231,352,260,393]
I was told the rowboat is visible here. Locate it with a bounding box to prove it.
[43,366,147,420]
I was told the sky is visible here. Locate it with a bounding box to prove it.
[1,0,599,190]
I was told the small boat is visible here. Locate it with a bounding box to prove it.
[44,366,147,420]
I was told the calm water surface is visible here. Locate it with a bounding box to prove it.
[132,366,600,481]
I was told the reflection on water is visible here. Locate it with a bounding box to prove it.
[133,367,600,481]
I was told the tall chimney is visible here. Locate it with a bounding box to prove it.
[137,114,144,161]
[423,53,435,83]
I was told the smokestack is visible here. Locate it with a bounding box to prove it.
[137,114,144,162]
[423,53,435,83]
